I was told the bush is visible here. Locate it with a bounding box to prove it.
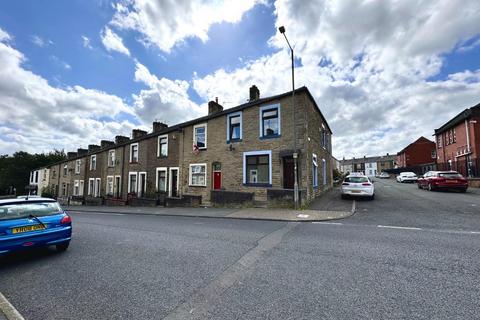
[40,185,55,198]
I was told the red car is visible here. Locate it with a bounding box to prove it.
[417,171,468,192]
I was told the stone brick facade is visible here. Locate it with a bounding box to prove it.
[42,86,333,207]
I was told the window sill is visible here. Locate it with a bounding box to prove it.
[227,139,242,144]
[157,155,168,159]
[129,161,138,164]
[243,183,272,187]
[189,185,207,187]
[259,134,281,140]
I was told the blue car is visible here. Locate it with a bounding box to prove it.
[0,197,72,255]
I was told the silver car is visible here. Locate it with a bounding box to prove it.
[341,175,375,200]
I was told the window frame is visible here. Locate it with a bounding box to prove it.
[63,164,68,176]
[312,153,318,188]
[90,155,97,171]
[155,167,168,192]
[242,150,272,186]
[106,175,114,196]
[130,143,139,163]
[88,178,95,196]
[75,159,81,174]
[108,150,116,167]
[95,178,101,197]
[79,180,84,196]
[73,180,79,196]
[189,163,207,187]
[259,104,281,138]
[157,135,169,157]
[193,123,207,150]
[128,172,138,194]
[226,111,242,143]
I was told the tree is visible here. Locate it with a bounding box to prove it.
[0,150,66,195]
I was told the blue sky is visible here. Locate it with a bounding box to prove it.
[0,0,479,158]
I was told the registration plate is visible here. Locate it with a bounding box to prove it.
[350,190,361,193]
[12,224,46,234]
[446,180,457,183]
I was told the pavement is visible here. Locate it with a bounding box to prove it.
[64,189,355,222]
[1,178,480,319]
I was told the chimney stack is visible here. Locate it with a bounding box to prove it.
[132,129,148,139]
[153,121,168,133]
[100,140,115,149]
[77,148,88,156]
[67,152,77,159]
[208,100,223,115]
[115,135,130,145]
[88,144,101,152]
[249,85,260,101]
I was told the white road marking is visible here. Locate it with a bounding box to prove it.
[0,291,25,320]
[297,214,310,218]
[312,222,343,225]
[377,225,422,231]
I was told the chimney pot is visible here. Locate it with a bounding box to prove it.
[77,148,88,156]
[100,140,115,149]
[88,144,101,152]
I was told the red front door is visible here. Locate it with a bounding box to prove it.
[213,171,221,190]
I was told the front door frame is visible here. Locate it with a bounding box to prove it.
[169,167,179,197]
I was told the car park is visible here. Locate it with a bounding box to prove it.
[417,171,468,192]
[396,172,418,183]
[341,174,375,200]
[0,197,72,255]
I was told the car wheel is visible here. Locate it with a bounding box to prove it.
[417,183,421,189]
[341,194,347,200]
[370,194,375,200]
[460,188,467,193]
[56,242,70,252]
[428,183,434,191]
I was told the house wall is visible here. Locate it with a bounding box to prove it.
[398,138,436,167]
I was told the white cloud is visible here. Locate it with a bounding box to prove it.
[0,40,137,155]
[81,35,93,49]
[193,0,480,158]
[110,0,265,52]
[0,27,11,42]
[100,27,130,56]
[30,35,53,47]
[133,61,205,125]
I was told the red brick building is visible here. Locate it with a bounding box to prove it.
[434,103,480,177]
[396,136,436,169]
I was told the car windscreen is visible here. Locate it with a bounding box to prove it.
[344,177,368,183]
[0,201,63,221]
[402,172,416,176]
[438,173,462,178]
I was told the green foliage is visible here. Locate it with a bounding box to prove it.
[0,150,66,195]
[333,168,343,181]
[40,185,55,198]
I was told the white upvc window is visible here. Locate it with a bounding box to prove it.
[108,150,116,167]
[189,163,207,186]
[227,111,242,142]
[130,143,139,163]
[74,180,79,196]
[138,172,147,197]
[322,158,327,185]
[35,171,38,183]
[95,178,101,197]
[128,172,137,193]
[259,104,281,138]
[193,123,207,149]
[243,150,272,185]
[114,175,121,197]
[88,178,95,196]
[75,160,81,174]
[79,180,84,196]
[63,164,68,176]
[312,154,318,188]
[106,176,114,196]
[90,155,97,170]
[158,135,168,157]
[156,167,168,192]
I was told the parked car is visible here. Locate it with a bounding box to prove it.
[341,174,375,200]
[0,197,72,256]
[379,172,390,179]
[396,172,418,183]
[417,171,468,192]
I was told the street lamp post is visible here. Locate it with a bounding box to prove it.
[279,26,299,209]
